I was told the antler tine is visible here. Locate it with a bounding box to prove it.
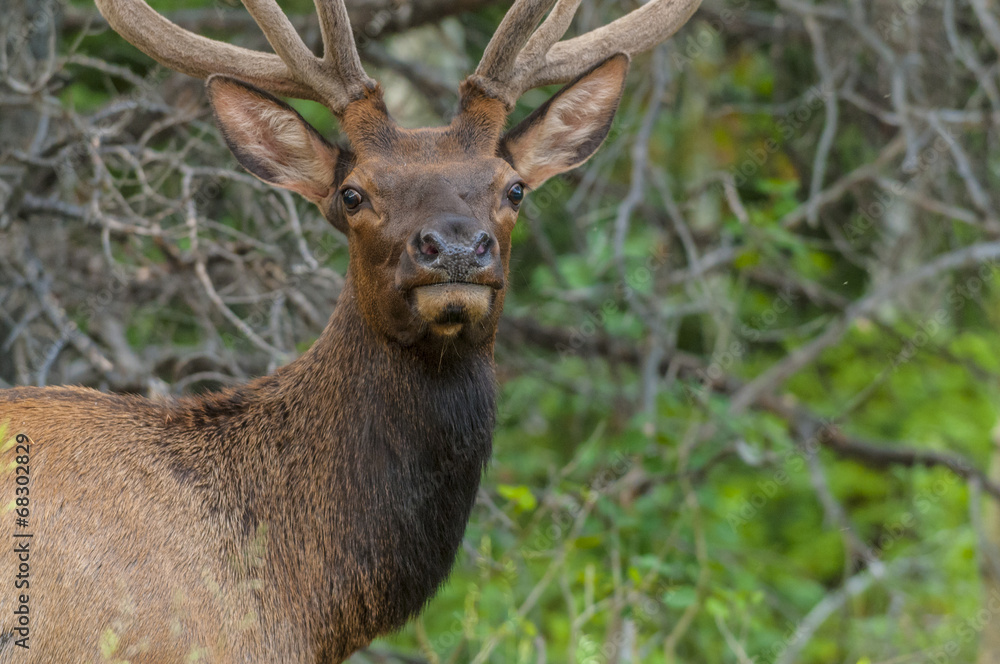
[467,0,701,109]
[518,0,583,66]
[474,0,557,84]
[96,0,375,115]
[241,0,317,74]
[241,0,374,112]
[314,0,372,88]
[526,0,702,89]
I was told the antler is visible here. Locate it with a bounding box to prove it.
[467,0,702,109]
[94,0,375,114]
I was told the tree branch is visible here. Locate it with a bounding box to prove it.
[498,316,1000,500]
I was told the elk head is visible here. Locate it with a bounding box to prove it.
[95,0,701,350]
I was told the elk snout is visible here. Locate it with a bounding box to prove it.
[402,216,502,337]
[411,223,496,282]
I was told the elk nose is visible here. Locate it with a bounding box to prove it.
[412,226,496,280]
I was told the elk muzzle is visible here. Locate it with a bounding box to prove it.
[413,283,493,336]
[402,216,502,337]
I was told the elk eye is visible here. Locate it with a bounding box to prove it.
[342,188,363,211]
[507,183,524,206]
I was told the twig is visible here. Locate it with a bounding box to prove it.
[728,240,1000,415]
[773,561,915,664]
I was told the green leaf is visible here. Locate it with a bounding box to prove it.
[497,484,538,513]
[705,597,729,620]
[572,535,602,550]
[663,586,697,609]
[733,249,762,269]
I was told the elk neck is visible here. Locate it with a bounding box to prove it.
[166,274,497,647]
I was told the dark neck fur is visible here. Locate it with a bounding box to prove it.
[170,279,496,658]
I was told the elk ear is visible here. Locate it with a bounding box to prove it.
[500,54,629,189]
[207,75,346,206]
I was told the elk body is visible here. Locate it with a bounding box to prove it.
[0,0,698,661]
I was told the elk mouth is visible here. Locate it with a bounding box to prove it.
[411,283,494,337]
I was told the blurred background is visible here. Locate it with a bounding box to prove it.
[2,0,1000,661]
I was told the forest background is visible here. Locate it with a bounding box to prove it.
[2,0,1000,661]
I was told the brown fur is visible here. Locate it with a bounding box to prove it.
[0,41,631,664]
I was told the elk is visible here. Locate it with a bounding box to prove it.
[0,0,699,661]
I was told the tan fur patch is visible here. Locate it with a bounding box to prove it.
[412,284,493,325]
[429,323,464,337]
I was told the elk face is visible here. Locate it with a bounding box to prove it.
[207,55,628,349]
[338,151,517,346]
